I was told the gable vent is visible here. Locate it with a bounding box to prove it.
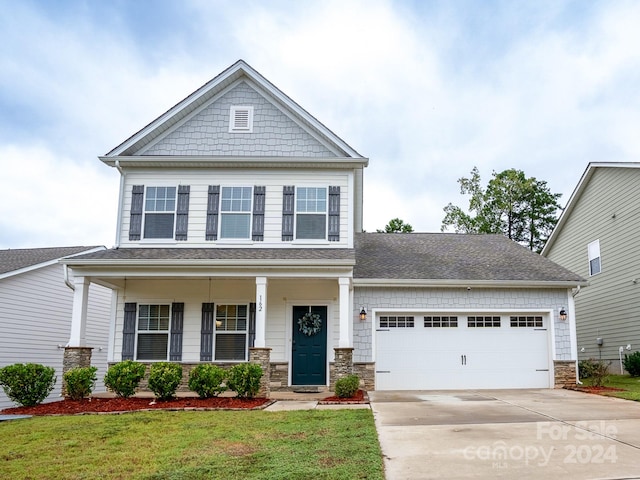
[229,106,254,133]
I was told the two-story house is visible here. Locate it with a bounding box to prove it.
[62,60,586,394]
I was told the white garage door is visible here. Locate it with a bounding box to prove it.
[375,313,550,390]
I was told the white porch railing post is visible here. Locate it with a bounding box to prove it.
[338,277,352,348]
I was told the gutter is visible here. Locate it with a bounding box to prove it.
[353,278,589,289]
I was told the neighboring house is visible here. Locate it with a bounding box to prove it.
[0,247,112,409]
[543,162,640,371]
[61,60,585,394]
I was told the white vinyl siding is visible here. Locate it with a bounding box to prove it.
[118,170,351,247]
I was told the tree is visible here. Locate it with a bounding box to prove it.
[377,218,414,233]
[441,167,562,252]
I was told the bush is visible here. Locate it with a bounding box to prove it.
[335,374,360,398]
[623,351,640,377]
[579,358,610,387]
[188,364,227,398]
[0,363,56,407]
[148,362,183,400]
[104,361,147,398]
[64,366,98,400]
[226,363,263,398]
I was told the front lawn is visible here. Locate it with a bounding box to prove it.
[581,374,640,401]
[0,409,384,479]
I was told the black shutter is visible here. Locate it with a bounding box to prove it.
[249,302,256,348]
[200,303,215,361]
[129,185,144,241]
[122,302,137,360]
[328,186,340,241]
[282,186,295,241]
[175,185,190,241]
[206,185,220,241]
[252,186,265,241]
[169,303,184,361]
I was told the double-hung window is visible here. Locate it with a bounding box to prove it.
[220,187,252,239]
[215,304,248,361]
[144,187,176,239]
[296,187,327,240]
[588,240,601,276]
[136,304,170,360]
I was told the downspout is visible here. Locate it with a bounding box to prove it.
[114,160,125,248]
[64,264,74,291]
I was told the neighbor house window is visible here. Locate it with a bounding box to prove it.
[137,304,170,360]
[220,187,252,239]
[215,304,248,361]
[144,186,176,239]
[296,187,327,240]
[588,240,601,276]
[467,316,501,328]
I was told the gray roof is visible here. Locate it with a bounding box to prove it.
[66,247,355,263]
[0,246,103,275]
[355,233,585,283]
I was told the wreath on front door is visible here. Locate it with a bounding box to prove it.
[298,312,322,336]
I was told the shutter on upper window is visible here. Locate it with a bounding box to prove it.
[328,186,340,242]
[175,185,190,241]
[122,303,137,360]
[129,185,144,241]
[282,186,295,241]
[252,186,266,241]
[249,302,256,348]
[200,303,215,361]
[206,185,220,241]
[169,303,184,361]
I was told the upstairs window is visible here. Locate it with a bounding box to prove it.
[220,187,252,239]
[588,240,601,276]
[144,187,176,239]
[229,106,254,133]
[296,187,327,240]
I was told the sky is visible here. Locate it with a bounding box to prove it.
[1,0,639,249]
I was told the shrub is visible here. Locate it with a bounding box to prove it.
[64,366,98,400]
[188,364,227,398]
[579,358,610,387]
[104,361,147,398]
[335,374,360,398]
[226,363,263,398]
[0,363,56,407]
[623,351,640,377]
[148,362,183,400]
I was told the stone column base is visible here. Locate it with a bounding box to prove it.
[554,360,577,388]
[62,347,93,396]
[330,347,354,391]
[249,347,272,398]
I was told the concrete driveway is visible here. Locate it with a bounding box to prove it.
[370,389,640,479]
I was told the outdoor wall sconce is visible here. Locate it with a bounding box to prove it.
[559,307,567,321]
[359,307,367,321]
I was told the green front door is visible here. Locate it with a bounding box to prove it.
[292,306,327,385]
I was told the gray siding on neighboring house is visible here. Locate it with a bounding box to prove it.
[0,264,112,409]
[545,167,640,364]
[353,287,571,363]
[142,82,335,157]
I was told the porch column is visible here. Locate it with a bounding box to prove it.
[69,276,90,347]
[255,277,267,348]
[338,277,351,348]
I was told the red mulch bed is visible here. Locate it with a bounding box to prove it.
[320,389,367,404]
[0,396,271,416]
[566,386,626,394]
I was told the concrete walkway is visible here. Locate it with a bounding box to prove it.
[370,389,640,479]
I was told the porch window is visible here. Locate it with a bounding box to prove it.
[144,187,176,239]
[220,187,252,239]
[137,304,170,360]
[296,187,327,239]
[215,304,248,361]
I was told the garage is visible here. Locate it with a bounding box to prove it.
[375,312,551,390]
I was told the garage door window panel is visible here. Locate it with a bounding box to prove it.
[424,316,458,328]
[510,316,543,328]
[379,316,414,328]
[467,316,501,328]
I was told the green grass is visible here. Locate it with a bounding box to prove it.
[582,374,640,401]
[0,410,384,480]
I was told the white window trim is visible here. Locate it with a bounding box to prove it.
[294,186,328,242]
[229,106,254,133]
[214,303,250,362]
[135,303,172,362]
[588,239,601,276]
[141,185,178,241]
